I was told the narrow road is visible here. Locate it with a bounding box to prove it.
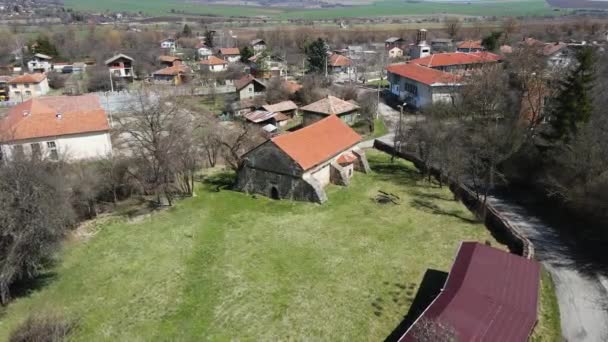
[487,196,608,342]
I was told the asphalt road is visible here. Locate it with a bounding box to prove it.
[487,196,608,342]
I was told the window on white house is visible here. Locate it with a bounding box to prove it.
[24,84,30,88]
[25,91,31,96]
[46,141,58,160]
[30,143,41,159]
[11,84,16,89]
[13,145,24,157]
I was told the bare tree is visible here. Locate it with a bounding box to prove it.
[219,122,264,171]
[444,17,462,39]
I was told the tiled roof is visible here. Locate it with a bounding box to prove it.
[244,110,276,123]
[385,37,403,43]
[200,56,227,66]
[329,54,352,67]
[104,53,133,65]
[500,45,513,54]
[337,151,357,165]
[301,95,359,116]
[284,80,302,94]
[271,115,361,170]
[386,63,462,86]
[234,74,265,91]
[400,242,540,342]
[457,40,483,49]
[542,42,567,56]
[159,55,182,63]
[219,47,240,55]
[0,94,109,142]
[9,73,47,84]
[409,52,501,68]
[262,100,298,113]
[251,39,265,46]
[152,64,189,76]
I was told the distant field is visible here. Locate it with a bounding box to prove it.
[63,0,561,18]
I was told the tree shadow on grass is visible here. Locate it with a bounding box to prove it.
[384,269,448,342]
[410,190,455,202]
[202,172,236,192]
[8,271,57,303]
[371,161,422,187]
[410,198,479,224]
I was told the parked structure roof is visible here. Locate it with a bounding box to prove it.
[386,37,404,43]
[0,94,109,142]
[386,63,462,86]
[300,95,359,116]
[271,115,361,170]
[400,242,540,342]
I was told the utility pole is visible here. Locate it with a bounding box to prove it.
[109,70,114,92]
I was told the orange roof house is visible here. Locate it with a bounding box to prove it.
[152,63,189,85]
[0,94,112,160]
[200,56,228,72]
[386,63,462,86]
[9,73,47,85]
[300,95,360,127]
[236,115,370,203]
[456,40,485,52]
[408,52,501,70]
[329,54,353,67]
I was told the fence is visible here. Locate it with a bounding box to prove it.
[373,138,534,259]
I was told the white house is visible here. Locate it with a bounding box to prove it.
[250,39,267,53]
[105,54,135,81]
[27,53,53,73]
[235,74,266,100]
[197,44,213,60]
[0,94,112,161]
[8,73,50,102]
[388,47,404,59]
[199,56,228,72]
[160,38,176,50]
[386,62,462,109]
[219,47,241,63]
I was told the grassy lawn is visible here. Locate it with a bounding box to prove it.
[64,0,561,18]
[0,151,557,340]
[531,269,562,341]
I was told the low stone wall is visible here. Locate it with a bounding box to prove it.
[374,139,534,259]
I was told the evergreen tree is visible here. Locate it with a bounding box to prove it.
[481,31,502,52]
[182,24,192,37]
[32,35,59,58]
[240,46,254,63]
[305,38,328,74]
[549,46,595,141]
[204,28,214,48]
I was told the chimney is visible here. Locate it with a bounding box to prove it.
[417,29,428,45]
[56,112,62,119]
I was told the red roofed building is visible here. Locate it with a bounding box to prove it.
[199,56,228,72]
[0,94,112,161]
[328,53,354,75]
[8,73,50,102]
[152,62,189,86]
[408,52,501,73]
[400,242,540,342]
[300,95,360,127]
[456,40,485,53]
[236,115,370,203]
[219,47,241,63]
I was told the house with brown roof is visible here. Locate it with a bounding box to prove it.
[159,55,182,67]
[456,40,485,53]
[200,56,228,72]
[400,242,540,342]
[328,53,353,75]
[386,62,462,108]
[262,100,298,118]
[0,94,112,161]
[235,74,266,100]
[300,95,360,127]
[152,62,189,86]
[27,53,53,73]
[236,115,370,203]
[105,54,135,81]
[219,47,241,63]
[250,39,267,53]
[8,73,50,102]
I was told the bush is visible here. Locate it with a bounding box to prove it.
[47,72,67,90]
[10,313,75,342]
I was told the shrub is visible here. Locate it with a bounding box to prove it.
[10,313,75,342]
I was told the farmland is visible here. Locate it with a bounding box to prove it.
[63,0,560,19]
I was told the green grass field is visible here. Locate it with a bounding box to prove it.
[64,0,560,19]
[0,151,559,340]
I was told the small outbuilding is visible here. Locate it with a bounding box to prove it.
[236,115,370,203]
[300,95,359,127]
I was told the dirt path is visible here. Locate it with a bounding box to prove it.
[487,196,608,342]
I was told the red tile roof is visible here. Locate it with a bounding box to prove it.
[271,115,361,170]
[159,55,182,63]
[457,40,483,50]
[152,64,189,76]
[387,63,462,86]
[400,242,540,342]
[409,52,502,68]
[0,94,109,142]
[219,47,240,56]
[329,54,352,67]
[200,56,227,65]
[9,73,47,84]
[262,100,298,113]
[337,151,357,165]
[301,95,359,116]
[235,74,266,91]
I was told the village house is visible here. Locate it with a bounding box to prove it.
[409,29,432,60]
[408,51,502,74]
[300,95,359,127]
[262,100,298,118]
[386,62,462,109]
[328,53,354,76]
[159,55,182,67]
[160,38,176,50]
[200,56,228,72]
[219,47,241,63]
[388,47,404,59]
[399,242,540,342]
[151,62,189,86]
[236,115,370,203]
[105,54,135,82]
[385,37,405,50]
[197,44,213,60]
[226,98,265,117]
[244,110,290,131]
[27,53,53,73]
[8,73,50,102]
[0,94,112,161]
[522,38,574,70]
[456,40,485,53]
[235,74,266,100]
[248,53,287,79]
[250,39,267,53]
[431,38,455,53]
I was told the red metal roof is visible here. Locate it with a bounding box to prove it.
[386,63,462,86]
[271,115,361,170]
[400,242,540,342]
[409,52,501,68]
[219,47,240,56]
